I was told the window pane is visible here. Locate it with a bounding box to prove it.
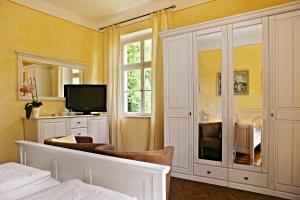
[145,91,151,113]
[144,39,152,62]
[124,41,141,64]
[144,68,151,90]
[72,78,80,84]
[124,69,141,91]
[125,91,141,112]
[72,69,79,74]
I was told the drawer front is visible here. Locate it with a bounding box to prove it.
[70,128,88,136]
[70,118,87,128]
[194,164,227,180]
[228,169,268,187]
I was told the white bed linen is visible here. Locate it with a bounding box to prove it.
[22,179,137,200]
[0,177,60,200]
[0,162,51,194]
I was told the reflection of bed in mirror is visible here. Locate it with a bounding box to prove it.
[234,116,262,166]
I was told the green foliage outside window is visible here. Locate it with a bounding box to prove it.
[125,42,141,64]
[124,39,152,114]
[126,70,141,112]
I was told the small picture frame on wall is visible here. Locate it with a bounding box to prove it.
[216,73,222,96]
[234,70,249,95]
[217,70,249,96]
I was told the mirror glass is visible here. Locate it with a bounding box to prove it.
[18,53,85,100]
[197,30,223,162]
[232,24,263,167]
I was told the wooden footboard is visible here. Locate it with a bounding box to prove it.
[16,141,170,200]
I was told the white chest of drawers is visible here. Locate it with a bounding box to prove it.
[24,115,109,144]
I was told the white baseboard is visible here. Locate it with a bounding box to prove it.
[171,172,300,200]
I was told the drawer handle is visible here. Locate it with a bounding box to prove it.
[78,133,81,135]
[244,177,249,180]
[207,171,211,174]
[77,122,81,124]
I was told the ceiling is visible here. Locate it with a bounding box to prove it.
[10,0,213,30]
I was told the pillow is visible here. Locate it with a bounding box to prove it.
[51,135,77,144]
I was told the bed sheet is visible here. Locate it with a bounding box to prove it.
[0,177,60,200]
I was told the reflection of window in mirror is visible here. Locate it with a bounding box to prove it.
[61,67,83,96]
[232,24,263,167]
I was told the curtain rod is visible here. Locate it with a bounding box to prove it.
[99,5,176,31]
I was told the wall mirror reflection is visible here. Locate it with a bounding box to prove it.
[232,24,263,167]
[196,30,223,162]
[17,52,85,100]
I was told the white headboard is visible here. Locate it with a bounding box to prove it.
[16,141,170,200]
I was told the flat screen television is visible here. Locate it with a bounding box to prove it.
[64,84,107,114]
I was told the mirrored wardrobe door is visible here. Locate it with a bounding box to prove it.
[228,19,267,171]
[193,26,227,166]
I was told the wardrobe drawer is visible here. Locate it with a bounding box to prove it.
[194,164,227,180]
[228,169,268,187]
[70,118,87,128]
[70,128,88,136]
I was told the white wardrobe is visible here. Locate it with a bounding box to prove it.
[162,2,300,200]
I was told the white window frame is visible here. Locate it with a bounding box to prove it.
[121,29,152,117]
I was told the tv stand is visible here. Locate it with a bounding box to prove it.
[23,115,109,144]
[82,111,92,115]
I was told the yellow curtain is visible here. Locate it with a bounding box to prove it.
[103,25,123,150]
[150,10,170,150]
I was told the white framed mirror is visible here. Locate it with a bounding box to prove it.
[17,51,86,100]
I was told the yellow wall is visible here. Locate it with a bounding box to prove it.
[121,118,151,151]
[198,44,263,120]
[0,0,102,163]
[234,44,263,110]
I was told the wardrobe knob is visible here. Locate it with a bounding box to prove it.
[207,171,211,174]
[244,177,249,180]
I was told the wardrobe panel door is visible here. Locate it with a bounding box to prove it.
[165,34,191,117]
[293,123,300,187]
[294,17,300,108]
[274,11,300,194]
[164,33,193,175]
[168,118,190,173]
[231,22,264,169]
[277,19,293,108]
[277,122,293,185]
[194,28,225,165]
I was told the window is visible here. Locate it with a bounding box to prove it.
[121,30,152,116]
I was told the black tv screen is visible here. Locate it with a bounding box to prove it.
[64,84,107,114]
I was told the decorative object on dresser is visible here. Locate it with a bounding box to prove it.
[23,115,109,144]
[94,145,174,200]
[20,77,43,119]
[44,136,105,153]
[161,2,300,199]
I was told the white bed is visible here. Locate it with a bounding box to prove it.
[15,140,170,200]
[0,162,60,200]
[0,177,59,200]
